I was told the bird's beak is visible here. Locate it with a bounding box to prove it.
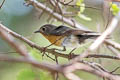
[34,30,40,33]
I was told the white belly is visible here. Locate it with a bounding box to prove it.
[62,35,80,48]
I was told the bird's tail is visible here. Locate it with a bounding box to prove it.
[79,32,100,39]
[77,32,110,43]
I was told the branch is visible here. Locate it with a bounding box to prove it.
[62,61,120,80]
[0,25,62,72]
[105,39,120,51]
[71,12,120,62]
[0,24,120,60]
[1,51,120,60]
[24,0,120,53]
[107,45,120,58]
[89,14,120,51]
[87,54,120,60]
[0,25,28,57]
[0,0,5,9]
[0,23,71,58]
[0,0,120,80]
[1,53,120,80]
[0,54,60,72]
[0,23,120,80]
[25,0,89,31]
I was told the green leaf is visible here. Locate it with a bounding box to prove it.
[80,3,85,13]
[17,69,37,80]
[76,0,84,6]
[17,69,52,80]
[78,12,91,21]
[110,3,120,15]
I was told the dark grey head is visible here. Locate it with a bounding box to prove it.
[34,24,57,35]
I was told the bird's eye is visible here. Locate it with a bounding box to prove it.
[41,27,46,32]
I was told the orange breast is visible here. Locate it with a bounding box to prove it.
[42,34,64,46]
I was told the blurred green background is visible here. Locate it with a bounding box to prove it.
[0,0,120,80]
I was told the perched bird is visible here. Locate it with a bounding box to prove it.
[34,24,100,48]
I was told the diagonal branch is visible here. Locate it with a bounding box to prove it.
[0,0,5,9]
[89,14,120,51]
[0,23,120,60]
[0,54,61,72]
[0,0,120,80]
[25,0,89,31]
[0,25,28,57]
[25,0,120,52]
[62,61,120,80]
[0,23,120,80]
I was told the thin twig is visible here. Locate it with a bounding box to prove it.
[62,61,120,80]
[105,39,120,51]
[0,0,5,9]
[107,45,120,58]
[0,26,28,57]
[25,0,89,31]
[59,0,101,10]
[70,13,120,64]
[89,14,120,51]
[1,23,120,60]
[0,54,60,72]
[25,0,120,53]
[0,51,120,60]
[0,23,120,80]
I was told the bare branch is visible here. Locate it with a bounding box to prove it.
[0,54,60,72]
[0,0,5,9]
[0,24,61,72]
[107,45,120,58]
[87,54,120,60]
[71,12,120,62]
[1,23,120,60]
[105,39,120,51]
[0,0,120,80]
[0,23,120,80]
[62,61,120,80]
[25,0,89,31]
[0,51,120,60]
[0,25,28,57]
[24,0,120,53]
[0,54,120,80]
[89,14,120,51]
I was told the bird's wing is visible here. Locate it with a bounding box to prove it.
[50,25,72,36]
[50,25,101,37]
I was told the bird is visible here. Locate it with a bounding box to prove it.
[34,24,100,49]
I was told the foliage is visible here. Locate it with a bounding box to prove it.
[76,0,91,21]
[0,0,120,80]
[17,69,52,80]
[110,2,120,15]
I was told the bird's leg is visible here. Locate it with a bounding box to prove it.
[41,47,56,61]
[69,48,76,59]
[41,47,47,58]
[63,46,66,51]
[41,41,57,57]
[41,45,65,58]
